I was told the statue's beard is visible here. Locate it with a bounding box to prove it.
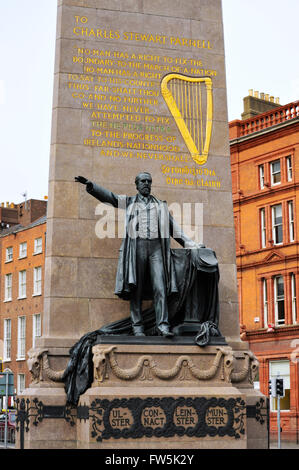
[139,187,151,196]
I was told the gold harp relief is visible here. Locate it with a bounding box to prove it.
[161,74,213,165]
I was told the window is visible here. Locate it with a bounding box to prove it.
[17,374,25,395]
[286,156,293,181]
[270,160,281,185]
[18,270,27,299]
[288,201,294,242]
[33,266,42,295]
[259,165,265,189]
[32,314,41,348]
[17,316,26,360]
[19,242,27,259]
[260,208,266,248]
[4,273,12,301]
[262,279,268,327]
[5,247,13,262]
[3,319,11,361]
[269,360,290,411]
[34,237,43,254]
[291,274,297,324]
[274,276,285,325]
[272,204,283,245]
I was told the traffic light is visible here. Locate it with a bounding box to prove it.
[276,378,284,397]
[268,378,277,397]
[0,358,2,373]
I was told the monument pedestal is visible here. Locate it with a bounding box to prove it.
[19,339,268,449]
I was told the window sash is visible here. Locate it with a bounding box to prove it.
[34,237,42,254]
[32,314,41,347]
[6,247,13,262]
[5,274,12,301]
[33,267,42,295]
[259,165,265,189]
[17,374,25,395]
[18,270,26,298]
[272,204,283,245]
[3,319,11,361]
[271,160,281,185]
[19,242,27,258]
[17,316,26,359]
[291,274,297,324]
[288,201,294,242]
[274,276,285,325]
[263,279,268,327]
[287,157,293,181]
[260,208,266,248]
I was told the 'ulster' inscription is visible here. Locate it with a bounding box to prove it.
[110,408,133,428]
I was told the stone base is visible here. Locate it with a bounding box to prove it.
[77,386,247,449]
[16,387,77,449]
[17,340,269,449]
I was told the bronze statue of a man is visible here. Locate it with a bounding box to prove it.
[75,172,200,338]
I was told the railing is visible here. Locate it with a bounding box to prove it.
[239,101,299,137]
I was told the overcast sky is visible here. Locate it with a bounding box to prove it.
[0,0,298,204]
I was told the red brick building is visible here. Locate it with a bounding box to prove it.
[0,200,47,408]
[230,93,299,441]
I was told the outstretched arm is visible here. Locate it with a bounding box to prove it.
[75,176,120,208]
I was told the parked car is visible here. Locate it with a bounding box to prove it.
[0,411,16,444]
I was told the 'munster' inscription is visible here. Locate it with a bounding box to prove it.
[205,406,228,427]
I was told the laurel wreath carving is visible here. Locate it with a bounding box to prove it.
[27,344,259,387]
[102,346,234,382]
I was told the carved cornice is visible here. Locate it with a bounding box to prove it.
[26,345,260,389]
[92,345,258,387]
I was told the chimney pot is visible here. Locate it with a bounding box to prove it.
[248,89,253,96]
[270,96,274,103]
[260,92,265,100]
[254,91,259,98]
[265,94,269,101]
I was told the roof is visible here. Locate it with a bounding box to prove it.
[0,215,47,238]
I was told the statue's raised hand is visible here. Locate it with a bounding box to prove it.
[75,176,88,185]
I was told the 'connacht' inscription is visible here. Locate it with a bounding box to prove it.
[141,407,166,428]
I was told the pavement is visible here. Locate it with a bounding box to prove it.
[1,440,299,450]
[270,440,299,449]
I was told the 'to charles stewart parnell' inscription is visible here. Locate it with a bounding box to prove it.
[66,14,221,189]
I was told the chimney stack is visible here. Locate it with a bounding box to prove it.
[241,89,282,120]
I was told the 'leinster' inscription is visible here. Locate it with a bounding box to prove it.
[174,406,198,427]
